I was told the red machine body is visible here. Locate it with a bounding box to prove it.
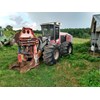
[10,27,41,73]
[10,22,73,73]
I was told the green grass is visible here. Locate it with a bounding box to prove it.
[0,38,100,87]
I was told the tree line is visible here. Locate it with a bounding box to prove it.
[34,28,91,38]
[61,28,91,38]
[0,25,91,38]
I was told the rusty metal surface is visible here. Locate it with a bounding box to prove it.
[10,27,41,73]
[9,60,39,73]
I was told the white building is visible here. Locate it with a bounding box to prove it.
[91,14,100,52]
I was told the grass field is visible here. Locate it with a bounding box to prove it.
[0,38,100,87]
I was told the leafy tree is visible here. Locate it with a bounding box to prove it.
[4,25,15,36]
[6,25,13,31]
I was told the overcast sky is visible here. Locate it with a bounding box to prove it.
[0,12,99,30]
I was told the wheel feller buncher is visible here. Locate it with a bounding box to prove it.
[10,22,73,73]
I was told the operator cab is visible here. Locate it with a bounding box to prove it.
[41,22,60,41]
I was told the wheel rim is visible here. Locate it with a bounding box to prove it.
[54,49,59,60]
[68,46,72,54]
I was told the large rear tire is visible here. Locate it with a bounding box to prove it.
[60,42,68,55]
[43,44,60,65]
[60,42,73,55]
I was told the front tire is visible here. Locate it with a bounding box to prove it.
[60,42,73,55]
[43,44,60,65]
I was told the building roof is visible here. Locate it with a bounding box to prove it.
[91,14,100,32]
